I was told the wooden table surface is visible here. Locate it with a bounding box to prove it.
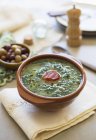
[0,0,96,140]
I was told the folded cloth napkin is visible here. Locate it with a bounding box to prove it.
[0,81,96,140]
[0,6,32,33]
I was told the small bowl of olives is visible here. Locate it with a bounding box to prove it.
[0,43,31,69]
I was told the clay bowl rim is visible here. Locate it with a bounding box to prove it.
[0,43,31,66]
[17,54,86,101]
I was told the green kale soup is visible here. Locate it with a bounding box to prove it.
[21,58,82,97]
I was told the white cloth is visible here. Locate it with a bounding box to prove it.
[0,81,96,140]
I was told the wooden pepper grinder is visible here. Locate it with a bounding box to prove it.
[66,5,82,47]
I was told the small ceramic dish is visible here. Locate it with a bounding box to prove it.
[17,54,86,111]
[0,43,31,70]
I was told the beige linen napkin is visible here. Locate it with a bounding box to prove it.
[0,81,96,140]
[0,6,32,33]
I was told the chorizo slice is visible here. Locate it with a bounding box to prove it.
[42,70,61,81]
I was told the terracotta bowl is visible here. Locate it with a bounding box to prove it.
[16,54,86,111]
[0,43,31,70]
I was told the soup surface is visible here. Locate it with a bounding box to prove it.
[21,58,82,97]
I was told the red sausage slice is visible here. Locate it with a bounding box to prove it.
[42,70,61,81]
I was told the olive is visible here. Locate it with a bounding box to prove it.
[1,55,6,61]
[25,53,29,57]
[11,52,15,56]
[3,45,11,51]
[15,48,21,55]
[9,54,15,60]
[21,54,27,60]
[15,55,22,62]
[9,48,13,53]
[0,48,7,56]
[21,47,28,54]
[6,52,11,59]
[6,60,10,62]
[12,45,19,51]
[11,60,15,63]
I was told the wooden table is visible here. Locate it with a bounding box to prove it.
[0,0,96,140]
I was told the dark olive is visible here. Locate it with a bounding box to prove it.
[3,45,11,51]
[6,60,10,62]
[9,49,13,53]
[25,53,29,57]
[11,52,15,56]
[6,52,11,59]
[9,54,15,60]
[21,47,28,54]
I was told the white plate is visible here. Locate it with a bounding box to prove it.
[56,3,96,35]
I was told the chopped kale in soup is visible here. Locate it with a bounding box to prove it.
[21,59,82,97]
